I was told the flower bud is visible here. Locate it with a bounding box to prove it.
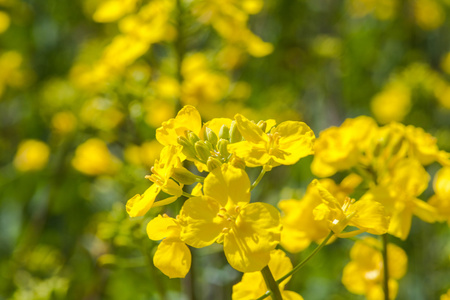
[177,136,197,159]
[207,157,222,171]
[172,166,200,185]
[230,154,246,169]
[205,127,218,148]
[257,120,267,132]
[230,120,242,143]
[219,125,230,140]
[217,138,230,159]
[188,131,200,145]
[195,141,211,162]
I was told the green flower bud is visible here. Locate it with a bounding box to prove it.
[206,127,218,148]
[207,157,222,172]
[219,125,230,140]
[230,120,242,143]
[177,136,197,159]
[195,141,211,162]
[217,138,230,159]
[257,120,267,132]
[172,167,201,185]
[188,131,200,145]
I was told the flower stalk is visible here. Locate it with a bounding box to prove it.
[382,234,390,300]
[260,265,283,300]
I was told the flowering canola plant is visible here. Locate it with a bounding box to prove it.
[126,105,449,299]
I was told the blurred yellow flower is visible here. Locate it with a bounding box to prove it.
[232,249,303,300]
[429,167,450,225]
[228,114,315,168]
[51,111,77,134]
[442,289,450,300]
[124,140,164,168]
[414,0,445,30]
[147,214,191,278]
[441,52,450,75]
[347,0,397,20]
[179,164,281,272]
[371,82,411,124]
[13,139,50,172]
[311,116,377,177]
[342,237,407,300]
[0,11,10,34]
[93,0,138,23]
[361,159,439,240]
[71,138,121,176]
[279,175,362,253]
[79,97,124,130]
[313,179,390,237]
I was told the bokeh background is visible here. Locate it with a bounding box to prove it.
[1,0,450,299]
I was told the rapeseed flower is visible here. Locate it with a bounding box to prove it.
[179,164,281,272]
[313,180,389,237]
[428,167,450,225]
[342,237,407,300]
[13,139,50,172]
[147,214,191,278]
[126,145,184,217]
[228,114,315,168]
[232,249,303,300]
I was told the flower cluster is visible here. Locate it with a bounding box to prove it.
[312,116,449,240]
[126,105,315,279]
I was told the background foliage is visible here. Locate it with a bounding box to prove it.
[1,0,450,299]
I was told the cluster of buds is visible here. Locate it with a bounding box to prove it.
[176,121,243,172]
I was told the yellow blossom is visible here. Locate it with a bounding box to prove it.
[13,140,50,172]
[342,237,407,300]
[441,289,450,300]
[179,164,281,272]
[279,175,362,253]
[227,114,315,168]
[313,180,389,237]
[429,167,450,225]
[232,249,303,300]
[311,116,377,177]
[147,214,191,278]
[361,159,439,240]
[126,145,184,217]
[71,138,121,176]
[0,11,10,34]
[371,81,411,124]
[93,0,138,23]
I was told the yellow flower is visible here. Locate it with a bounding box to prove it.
[279,175,362,253]
[371,81,411,124]
[405,125,450,166]
[232,249,303,300]
[156,105,202,147]
[147,214,191,278]
[311,116,377,177]
[126,145,184,217]
[313,180,389,237]
[428,167,450,225]
[93,0,138,23]
[441,289,450,300]
[0,11,10,34]
[179,164,281,272]
[71,138,121,176]
[342,237,407,300]
[227,114,315,167]
[13,139,50,172]
[361,159,439,240]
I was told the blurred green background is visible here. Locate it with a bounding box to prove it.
[1,0,449,299]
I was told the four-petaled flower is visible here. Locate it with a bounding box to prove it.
[179,163,282,272]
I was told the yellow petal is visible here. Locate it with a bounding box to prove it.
[349,200,390,235]
[153,240,191,278]
[179,196,224,248]
[412,198,439,223]
[146,215,179,241]
[126,184,160,217]
[234,114,269,144]
[224,203,281,272]
[203,163,250,208]
[282,291,304,300]
[273,121,315,165]
[156,105,202,146]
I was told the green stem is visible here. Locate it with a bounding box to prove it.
[250,168,266,191]
[182,191,195,198]
[260,265,283,300]
[382,234,389,300]
[256,231,334,300]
